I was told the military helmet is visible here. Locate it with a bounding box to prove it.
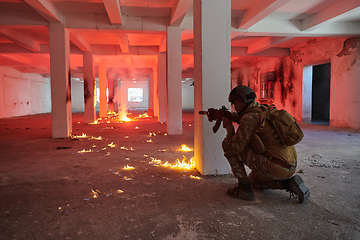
[228,85,256,104]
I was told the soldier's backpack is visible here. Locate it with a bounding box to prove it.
[261,104,304,146]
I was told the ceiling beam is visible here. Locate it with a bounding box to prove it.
[103,0,123,24]
[302,0,360,31]
[116,33,129,53]
[238,0,290,29]
[0,29,41,52]
[23,0,61,23]
[247,36,292,54]
[232,20,360,37]
[170,0,193,26]
[64,13,167,32]
[70,32,91,52]
[232,47,290,57]
[0,54,32,65]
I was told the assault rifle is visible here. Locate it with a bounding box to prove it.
[199,106,240,133]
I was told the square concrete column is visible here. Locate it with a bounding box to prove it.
[49,23,72,138]
[193,0,232,175]
[167,26,182,134]
[153,66,159,118]
[158,53,167,123]
[147,69,154,116]
[108,69,114,112]
[83,52,96,124]
[98,63,107,118]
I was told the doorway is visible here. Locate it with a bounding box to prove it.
[302,63,331,125]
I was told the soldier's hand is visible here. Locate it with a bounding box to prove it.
[222,117,232,128]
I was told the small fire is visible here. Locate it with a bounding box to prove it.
[179,144,193,152]
[123,165,135,170]
[120,146,128,150]
[135,126,139,129]
[91,189,100,198]
[90,136,102,140]
[72,133,87,139]
[89,120,100,125]
[149,132,156,137]
[190,175,201,180]
[135,113,150,119]
[78,149,93,153]
[157,149,168,152]
[147,139,152,143]
[117,190,124,193]
[121,116,131,122]
[123,176,133,181]
[149,156,195,171]
[108,142,116,148]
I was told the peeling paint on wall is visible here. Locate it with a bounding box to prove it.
[337,37,360,57]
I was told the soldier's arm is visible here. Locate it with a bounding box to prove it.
[226,112,260,154]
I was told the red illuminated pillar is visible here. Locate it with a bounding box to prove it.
[83,52,96,124]
[166,26,182,134]
[158,52,167,123]
[98,63,107,118]
[147,70,154,116]
[49,23,72,138]
[108,69,114,113]
[193,0,232,175]
[153,66,159,118]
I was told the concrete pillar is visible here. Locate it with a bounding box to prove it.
[153,66,159,118]
[147,70,154,116]
[83,52,96,123]
[98,63,107,118]
[167,26,182,134]
[108,69,114,112]
[158,52,167,123]
[49,23,72,138]
[193,0,232,175]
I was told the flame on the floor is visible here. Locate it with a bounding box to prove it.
[123,165,135,170]
[78,149,93,153]
[179,144,193,152]
[149,156,195,171]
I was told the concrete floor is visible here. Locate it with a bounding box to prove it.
[0,111,359,240]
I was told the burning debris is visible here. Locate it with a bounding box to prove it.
[123,165,135,170]
[78,149,93,154]
[190,175,201,180]
[179,144,193,152]
[107,142,116,148]
[149,156,195,171]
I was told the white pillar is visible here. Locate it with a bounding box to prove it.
[98,63,107,118]
[167,26,182,134]
[108,69,114,113]
[193,0,232,175]
[49,23,72,138]
[158,53,167,123]
[83,52,96,123]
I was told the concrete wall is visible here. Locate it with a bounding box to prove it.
[0,67,51,118]
[232,37,360,129]
[182,79,194,109]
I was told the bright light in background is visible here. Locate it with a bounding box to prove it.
[128,88,143,102]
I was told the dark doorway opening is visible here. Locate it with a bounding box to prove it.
[312,63,330,125]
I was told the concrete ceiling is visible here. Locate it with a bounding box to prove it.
[0,0,359,77]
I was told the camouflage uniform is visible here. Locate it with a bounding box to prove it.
[222,101,297,189]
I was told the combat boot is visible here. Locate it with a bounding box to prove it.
[286,175,310,204]
[227,178,255,201]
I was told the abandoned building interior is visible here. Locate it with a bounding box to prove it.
[1,0,360,239]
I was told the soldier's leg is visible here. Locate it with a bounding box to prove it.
[222,139,254,201]
[245,148,310,203]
